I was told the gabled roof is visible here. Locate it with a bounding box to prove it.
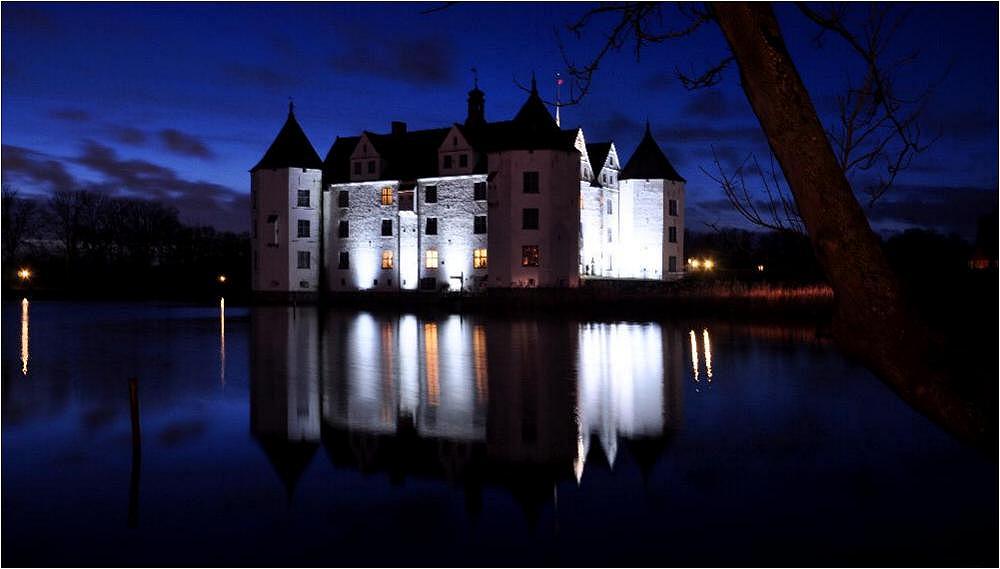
[251,104,323,172]
[621,122,685,182]
[322,136,360,183]
[586,142,613,170]
[322,82,579,183]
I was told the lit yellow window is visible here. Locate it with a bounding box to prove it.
[381,250,394,269]
[473,248,488,269]
[425,250,439,269]
[380,187,393,205]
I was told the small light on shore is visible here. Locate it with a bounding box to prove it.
[757,264,765,272]
[17,268,32,281]
[218,275,227,284]
[703,259,715,270]
[689,259,701,269]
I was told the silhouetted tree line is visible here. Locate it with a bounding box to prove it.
[3,187,248,299]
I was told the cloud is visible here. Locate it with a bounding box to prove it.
[865,184,997,238]
[1,144,76,190]
[49,108,90,122]
[681,89,747,119]
[330,35,456,86]
[221,62,300,89]
[4,141,246,231]
[159,129,214,158]
[111,126,147,146]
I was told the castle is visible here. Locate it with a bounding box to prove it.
[250,78,685,297]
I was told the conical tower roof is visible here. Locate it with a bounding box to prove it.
[512,73,558,129]
[621,122,685,182]
[251,102,323,172]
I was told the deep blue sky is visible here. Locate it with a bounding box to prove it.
[2,2,996,237]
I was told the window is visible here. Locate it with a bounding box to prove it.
[669,199,678,216]
[381,187,393,205]
[426,217,438,235]
[338,220,349,238]
[607,199,613,215]
[297,190,310,207]
[459,154,468,167]
[668,255,677,273]
[297,251,311,269]
[381,219,393,236]
[474,248,487,269]
[353,162,361,175]
[382,250,394,269]
[523,171,539,193]
[338,191,349,208]
[443,155,453,169]
[607,228,613,243]
[668,226,677,243]
[367,160,376,174]
[521,245,540,267]
[522,208,539,230]
[425,185,438,203]
[338,251,350,269]
[425,250,439,269]
[297,219,310,238]
[474,182,486,200]
[474,215,487,234]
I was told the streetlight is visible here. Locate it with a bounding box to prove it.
[17,268,32,281]
[217,274,227,284]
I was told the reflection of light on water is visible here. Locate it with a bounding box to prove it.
[219,297,226,386]
[21,298,29,375]
[424,323,439,406]
[473,325,487,402]
[381,321,395,422]
[702,328,713,382]
[689,330,699,383]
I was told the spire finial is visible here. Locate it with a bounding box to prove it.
[471,67,479,89]
[288,97,295,117]
[644,119,651,136]
[530,71,537,94]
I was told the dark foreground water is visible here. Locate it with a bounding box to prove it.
[2,300,995,566]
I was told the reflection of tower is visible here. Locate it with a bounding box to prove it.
[486,319,577,523]
[250,306,321,498]
[576,322,682,481]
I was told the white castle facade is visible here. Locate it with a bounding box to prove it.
[250,79,685,297]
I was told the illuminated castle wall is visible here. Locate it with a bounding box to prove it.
[250,80,685,296]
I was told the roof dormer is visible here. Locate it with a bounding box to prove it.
[350,132,382,181]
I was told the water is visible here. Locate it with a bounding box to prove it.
[2,300,995,566]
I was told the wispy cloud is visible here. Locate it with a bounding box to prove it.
[159,129,214,159]
[330,35,456,86]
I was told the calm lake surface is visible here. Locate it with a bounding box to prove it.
[2,300,995,566]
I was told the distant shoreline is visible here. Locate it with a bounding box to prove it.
[7,279,835,321]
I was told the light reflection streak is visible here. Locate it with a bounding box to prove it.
[689,329,699,383]
[21,298,29,375]
[473,325,488,402]
[702,328,713,382]
[219,297,226,386]
[424,323,440,406]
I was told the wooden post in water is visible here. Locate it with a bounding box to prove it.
[128,377,141,528]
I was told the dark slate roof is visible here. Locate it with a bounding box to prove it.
[251,106,323,172]
[586,142,613,170]
[620,123,685,182]
[254,436,319,499]
[322,136,360,183]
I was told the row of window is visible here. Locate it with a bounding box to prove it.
[337,216,488,238]
[335,248,491,271]
[290,217,671,242]
[338,182,488,208]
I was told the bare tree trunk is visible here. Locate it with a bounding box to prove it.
[712,2,990,448]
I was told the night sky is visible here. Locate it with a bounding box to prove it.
[2,2,996,238]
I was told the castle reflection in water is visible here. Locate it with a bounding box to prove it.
[250,307,687,515]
